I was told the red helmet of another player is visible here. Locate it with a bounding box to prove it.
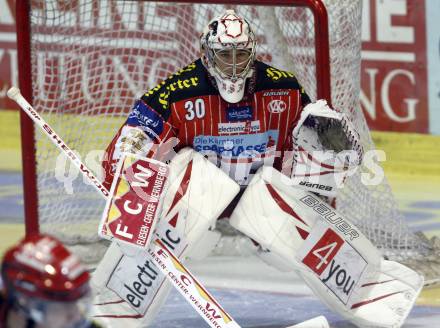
[1,233,90,302]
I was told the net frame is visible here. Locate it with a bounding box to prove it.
[14,0,439,282]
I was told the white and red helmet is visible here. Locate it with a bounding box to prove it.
[201,10,257,103]
[1,234,92,327]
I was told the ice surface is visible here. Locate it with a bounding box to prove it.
[150,256,440,328]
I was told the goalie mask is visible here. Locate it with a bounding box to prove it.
[201,10,257,103]
[1,234,92,328]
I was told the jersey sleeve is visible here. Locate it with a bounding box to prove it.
[101,83,178,190]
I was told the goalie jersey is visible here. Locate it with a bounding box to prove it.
[102,58,311,189]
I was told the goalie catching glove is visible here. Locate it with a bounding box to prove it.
[301,101,362,154]
[290,100,363,197]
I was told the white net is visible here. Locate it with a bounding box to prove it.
[25,0,439,281]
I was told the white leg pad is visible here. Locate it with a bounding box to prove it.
[91,148,240,327]
[230,167,423,328]
[230,167,321,270]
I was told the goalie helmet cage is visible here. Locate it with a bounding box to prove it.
[16,0,439,282]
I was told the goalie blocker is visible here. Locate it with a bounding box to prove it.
[230,166,423,328]
[283,100,363,197]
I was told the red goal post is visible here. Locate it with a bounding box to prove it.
[14,0,439,283]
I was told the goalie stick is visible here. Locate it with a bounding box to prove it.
[7,86,240,328]
[8,86,329,328]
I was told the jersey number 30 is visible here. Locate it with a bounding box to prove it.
[185,99,205,120]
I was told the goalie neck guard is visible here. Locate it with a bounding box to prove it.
[201,10,257,103]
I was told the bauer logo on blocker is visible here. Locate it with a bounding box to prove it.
[268,99,287,113]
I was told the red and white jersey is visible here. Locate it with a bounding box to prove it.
[102,59,311,190]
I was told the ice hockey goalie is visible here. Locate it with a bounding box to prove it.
[96,9,422,328]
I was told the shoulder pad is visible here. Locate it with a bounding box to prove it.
[254,61,311,105]
[255,61,302,90]
[141,59,216,120]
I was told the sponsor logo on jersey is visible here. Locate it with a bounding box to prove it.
[267,99,287,113]
[226,105,253,121]
[262,90,290,97]
[143,62,200,110]
[144,62,197,98]
[127,100,164,138]
[193,130,279,158]
[156,77,199,110]
[266,67,295,81]
[218,120,260,135]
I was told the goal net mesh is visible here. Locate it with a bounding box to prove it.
[25,0,439,282]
